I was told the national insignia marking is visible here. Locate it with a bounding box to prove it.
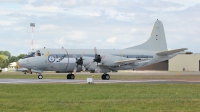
[48,55,55,63]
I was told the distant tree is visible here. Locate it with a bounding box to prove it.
[0,55,9,68]
[17,54,27,60]
[8,56,18,63]
[0,51,11,58]
[0,54,6,59]
[0,51,29,68]
[0,58,4,68]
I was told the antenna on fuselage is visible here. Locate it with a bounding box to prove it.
[30,23,35,50]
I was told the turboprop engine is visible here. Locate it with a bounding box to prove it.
[80,47,127,73]
[82,56,110,73]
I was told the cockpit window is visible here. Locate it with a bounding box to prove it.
[35,50,41,56]
[28,52,35,57]
[21,52,35,59]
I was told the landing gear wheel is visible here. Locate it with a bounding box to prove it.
[67,74,75,79]
[105,74,110,80]
[38,74,43,79]
[67,74,69,79]
[101,74,105,79]
[101,74,110,80]
[24,72,26,74]
[70,74,75,79]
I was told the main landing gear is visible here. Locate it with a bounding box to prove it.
[67,73,75,79]
[101,73,110,80]
[38,73,43,79]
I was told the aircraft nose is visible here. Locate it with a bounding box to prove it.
[17,59,22,69]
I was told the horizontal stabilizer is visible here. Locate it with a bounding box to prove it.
[156,48,187,56]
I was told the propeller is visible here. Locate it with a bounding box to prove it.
[93,47,101,65]
[93,47,103,73]
[73,53,86,74]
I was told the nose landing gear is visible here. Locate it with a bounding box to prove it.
[38,73,43,79]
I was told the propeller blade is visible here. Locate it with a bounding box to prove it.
[89,62,92,65]
[82,66,86,72]
[101,55,105,59]
[73,54,79,62]
[95,68,100,73]
[81,52,85,57]
[94,47,97,55]
[73,67,77,74]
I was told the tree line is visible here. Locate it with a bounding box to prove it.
[0,51,26,68]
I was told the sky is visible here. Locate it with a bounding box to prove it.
[0,0,200,56]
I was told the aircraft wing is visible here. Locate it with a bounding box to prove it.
[156,48,187,56]
[115,58,151,65]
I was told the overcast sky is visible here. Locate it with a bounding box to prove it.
[0,0,200,56]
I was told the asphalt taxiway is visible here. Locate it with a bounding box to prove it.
[1,71,200,84]
[1,79,200,84]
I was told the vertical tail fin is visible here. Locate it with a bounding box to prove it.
[126,19,167,51]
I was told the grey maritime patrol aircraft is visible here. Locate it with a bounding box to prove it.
[18,20,187,80]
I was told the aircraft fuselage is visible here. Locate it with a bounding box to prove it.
[19,48,163,73]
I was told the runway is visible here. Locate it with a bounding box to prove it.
[1,79,200,84]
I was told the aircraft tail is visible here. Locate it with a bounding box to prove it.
[126,19,167,51]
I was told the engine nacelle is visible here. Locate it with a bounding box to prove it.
[82,56,94,68]
[82,57,110,73]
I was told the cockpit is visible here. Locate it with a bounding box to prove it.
[21,50,42,59]
[21,52,35,59]
[35,50,41,56]
[28,52,35,57]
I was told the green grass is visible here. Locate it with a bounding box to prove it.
[0,84,200,112]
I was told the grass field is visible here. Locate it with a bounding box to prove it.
[0,84,200,112]
[1,72,200,111]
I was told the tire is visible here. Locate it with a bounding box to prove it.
[67,74,74,79]
[38,74,43,79]
[105,74,110,80]
[101,74,106,80]
[71,74,75,79]
[66,74,70,79]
